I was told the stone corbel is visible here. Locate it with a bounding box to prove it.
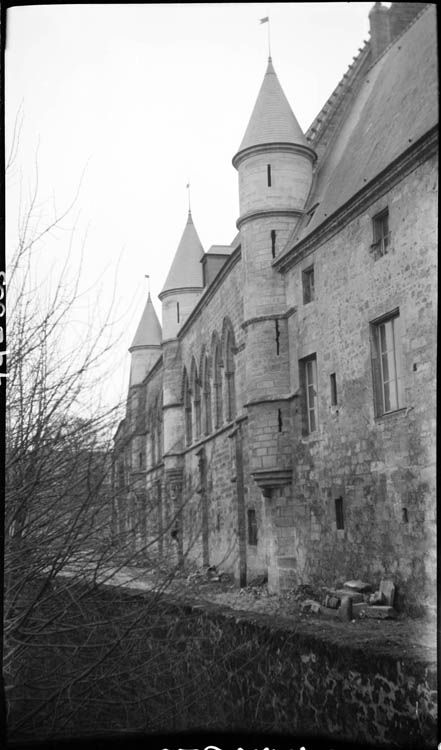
[251,468,292,498]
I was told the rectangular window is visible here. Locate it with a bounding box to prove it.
[177,302,180,323]
[267,164,272,187]
[370,311,404,415]
[302,265,315,304]
[247,509,258,546]
[372,208,390,257]
[335,497,344,530]
[299,354,318,434]
[330,373,338,406]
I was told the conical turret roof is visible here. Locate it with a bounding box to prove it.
[236,57,308,155]
[130,293,162,350]
[160,211,204,296]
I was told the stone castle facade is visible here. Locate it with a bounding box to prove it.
[113,3,437,613]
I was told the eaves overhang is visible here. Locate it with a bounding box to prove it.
[128,343,162,354]
[158,286,204,301]
[237,207,303,231]
[274,126,438,274]
[232,141,316,170]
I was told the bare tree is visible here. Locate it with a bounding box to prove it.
[4,133,239,742]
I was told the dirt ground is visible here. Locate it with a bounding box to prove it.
[111,565,436,665]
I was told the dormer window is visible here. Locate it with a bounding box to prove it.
[371,208,390,257]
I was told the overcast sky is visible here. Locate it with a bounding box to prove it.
[5,3,378,409]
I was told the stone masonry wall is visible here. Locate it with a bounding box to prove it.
[177,255,266,581]
[280,155,437,612]
[131,590,437,747]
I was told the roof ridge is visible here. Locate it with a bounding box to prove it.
[306,40,371,147]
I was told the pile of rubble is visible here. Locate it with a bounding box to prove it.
[186,564,234,585]
[300,579,397,621]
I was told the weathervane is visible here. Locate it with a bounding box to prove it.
[145,274,150,295]
[260,16,271,59]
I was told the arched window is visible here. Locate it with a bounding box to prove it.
[225,329,236,421]
[156,400,163,462]
[203,356,212,435]
[183,369,192,446]
[213,344,223,428]
[193,371,201,440]
[150,410,156,465]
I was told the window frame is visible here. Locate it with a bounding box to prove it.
[183,370,192,446]
[225,331,236,423]
[370,309,404,416]
[302,265,315,304]
[371,208,390,257]
[213,345,223,429]
[299,354,319,435]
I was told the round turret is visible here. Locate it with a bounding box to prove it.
[159,211,204,341]
[233,58,316,224]
[129,293,162,386]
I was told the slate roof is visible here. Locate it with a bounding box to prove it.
[130,293,162,350]
[285,3,437,250]
[235,57,308,156]
[160,211,204,295]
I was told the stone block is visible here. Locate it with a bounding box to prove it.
[339,595,353,621]
[364,606,397,619]
[334,589,364,604]
[368,590,385,605]
[318,605,340,620]
[352,602,369,619]
[379,579,396,606]
[343,579,372,593]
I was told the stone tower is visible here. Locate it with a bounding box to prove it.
[159,212,205,562]
[233,57,316,583]
[128,292,162,387]
[159,210,204,342]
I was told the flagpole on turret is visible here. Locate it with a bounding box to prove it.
[186,182,191,213]
[260,15,271,59]
[145,274,150,296]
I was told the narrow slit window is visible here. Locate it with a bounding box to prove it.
[278,408,283,433]
[335,497,344,530]
[330,373,338,405]
[177,301,180,323]
[247,509,258,546]
[271,230,276,258]
[267,164,272,187]
[275,319,280,355]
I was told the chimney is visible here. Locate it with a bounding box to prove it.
[388,3,427,38]
[369,2,391,60]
